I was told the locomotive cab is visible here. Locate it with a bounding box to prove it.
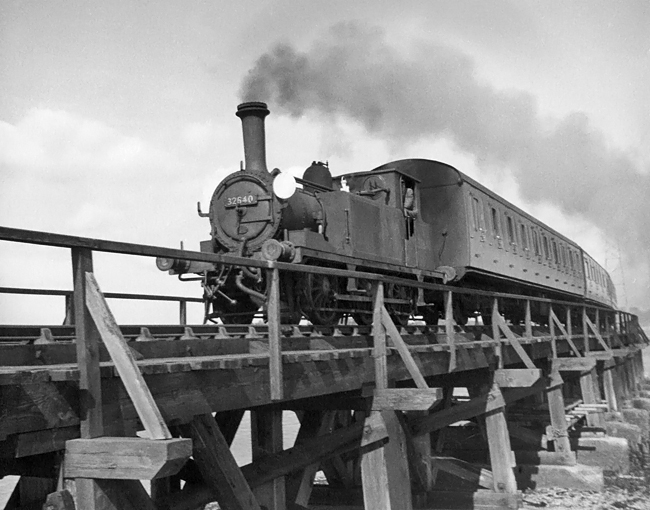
[327,169,425,268]
[344,169,420,212]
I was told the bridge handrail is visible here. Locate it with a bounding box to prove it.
[0,225,639,319]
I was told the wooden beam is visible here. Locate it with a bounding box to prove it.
[524,300,533,339]
[546,370,571,454]
[65,437,191,480]
[361,411,412,510]
[187,414,261,510]
[429,456,493,489]
[371,388,442,411]
[552,357,597,372]
[251,409,285,510]
[408,387,505,438]
[603,365,618,412]
[42,490,76,510]
[372,282,388,389]
[445,291,457,372]
[72,249,102,439]
[492,298,503,369]
[550,309,581,358]
[495,314,536,369]
[409,376,551,438]
[585,315,613,353]
[241,412,388,488]
[85,273,171,440]
[71,250,106,510]
[402,411,434,494]
[266,268,283,401]
[579,371,603,428]
[484,384,517,493]
[286,411,332,508]
[380,307,429,390]
[494,368,542,388]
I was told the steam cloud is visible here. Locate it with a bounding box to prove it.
[240,23,650,297]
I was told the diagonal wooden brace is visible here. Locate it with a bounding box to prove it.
[495,314,536,369]
[550,309,581,357]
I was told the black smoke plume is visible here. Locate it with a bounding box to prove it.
[241,22,650,296]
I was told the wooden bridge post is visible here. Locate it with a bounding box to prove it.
[525,300,533,339]
[549,304,557,358]
[595,309,604,347]
[72,248,103,439]
[179,300,187,325]
[492,298,503,369]
[360,282,415,510]
[484,382,517,494]
[373,281,388,389]
[445,291,457,371]
[603,360,619,412]
[582,307,590,353]
[251,409,285,510]
[267,267,283,400]
[546,369,572,454]
[628,351,639,397]
[71,248,106,509]
[64,292,74,325]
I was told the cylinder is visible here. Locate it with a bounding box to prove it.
[236,101,270,173]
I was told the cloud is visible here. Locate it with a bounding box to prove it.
[240,21,650,308]
[0,108,226,323]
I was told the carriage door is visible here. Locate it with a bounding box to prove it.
[402,177,418,267]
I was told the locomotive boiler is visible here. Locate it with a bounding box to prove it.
[158,102,616,326]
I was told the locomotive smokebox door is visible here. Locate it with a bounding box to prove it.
[210,171,282,252]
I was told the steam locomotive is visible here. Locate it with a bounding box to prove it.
[157,102,616,326]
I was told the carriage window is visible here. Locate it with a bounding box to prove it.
[520,224,529,250]
[542,234,550,260]
[506,215,515,244]
[471,196,480,231]
[532,229,540,256]
[491,207,501,237]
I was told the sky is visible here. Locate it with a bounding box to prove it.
[1,0,649,324]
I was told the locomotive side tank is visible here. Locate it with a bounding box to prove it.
[158,101,616,326]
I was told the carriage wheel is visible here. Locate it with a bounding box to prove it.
[351,278,373,326]
[298,271,343,326]
[420,302,441,326]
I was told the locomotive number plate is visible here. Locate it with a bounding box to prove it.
[225,195,258,208]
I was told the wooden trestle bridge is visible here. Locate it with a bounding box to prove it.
[0,226,647,510]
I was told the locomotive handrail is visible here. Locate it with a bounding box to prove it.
[0,225,636,316]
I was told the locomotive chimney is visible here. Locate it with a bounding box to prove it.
[236,101,270,173]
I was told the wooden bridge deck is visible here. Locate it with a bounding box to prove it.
[0,225,648,510]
